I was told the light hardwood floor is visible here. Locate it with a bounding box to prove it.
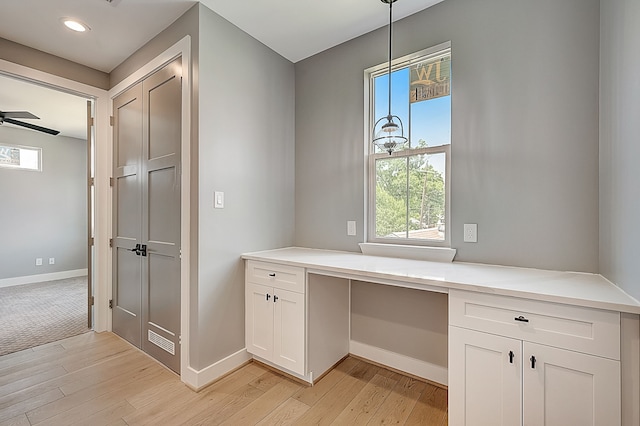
[0,332,448,425]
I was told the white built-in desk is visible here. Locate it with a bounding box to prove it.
[242,247,640,425]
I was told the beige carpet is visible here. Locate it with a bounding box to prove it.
[0,276,91,356]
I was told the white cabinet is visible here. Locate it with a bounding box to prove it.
[245,262,305,375]
[245,261,350,383]
[449,289,621,426]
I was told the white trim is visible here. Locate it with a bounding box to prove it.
[359,242,456,262]
[363,41,453,248]
[183,349,252,391]
[0,269,89,288]
[0,59,109,334]
[107,35,192,387]
[349,340,448,386]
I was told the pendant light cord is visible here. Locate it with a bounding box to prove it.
[387,0,393,118]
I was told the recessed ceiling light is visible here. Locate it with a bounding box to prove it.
[61,18,91,32]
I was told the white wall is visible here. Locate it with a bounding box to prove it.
[0,126,86,280]
[599,0,640,302]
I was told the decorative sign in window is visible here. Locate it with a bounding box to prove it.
[0,144,41,171]
[410,55,451,103]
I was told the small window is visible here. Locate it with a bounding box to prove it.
[366,43,451,246]
[0,144,42,171]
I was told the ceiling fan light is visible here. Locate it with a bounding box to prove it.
[62,18,90,32]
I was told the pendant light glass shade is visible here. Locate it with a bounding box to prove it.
[373,114,407,154]
[373,0,407,155]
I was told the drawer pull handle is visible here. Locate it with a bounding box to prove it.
[530,355,536,369]
[508,351,514,364]
[268,273,276,277]
[273,295,279,303]
[266,294,271,301]
[514,315,529,323]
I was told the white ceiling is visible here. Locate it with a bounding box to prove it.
[0,0,443,139]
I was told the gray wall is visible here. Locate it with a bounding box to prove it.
[599,0,640,301]
[195,5,295,369]
[112,4,295,370]
[0,37,109,90]
[295,0,600,274]
[295,0,601,368]
[0,126,87,280]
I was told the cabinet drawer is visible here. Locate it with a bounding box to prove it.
[246,261,305,293]
[449,290,620,360]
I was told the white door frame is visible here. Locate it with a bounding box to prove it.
[0,58,109,332]
[108,35,192,385]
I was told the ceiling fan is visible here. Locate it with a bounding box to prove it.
[0,111,60,135]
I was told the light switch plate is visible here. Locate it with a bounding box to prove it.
[214,191,224,209]
[464,224,478,243]
[347,221,356,236]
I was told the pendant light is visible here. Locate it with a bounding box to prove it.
[372,0,407,155]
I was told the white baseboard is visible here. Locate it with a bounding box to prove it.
[182,348,252,391]
[350,340,448,386]
[0,269,89,289]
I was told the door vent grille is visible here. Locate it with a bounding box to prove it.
[148,330,175,355]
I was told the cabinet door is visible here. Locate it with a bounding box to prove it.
[449,326,522,426]
[273,288,305,375]
[246,283,274,360]
[523,342,620,426]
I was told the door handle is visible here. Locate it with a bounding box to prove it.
[127,244,147,256]
[514,315,529,323]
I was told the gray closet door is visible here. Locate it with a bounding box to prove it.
[112,57,182,373]
[112,83,143,348]
[141,58,182,373]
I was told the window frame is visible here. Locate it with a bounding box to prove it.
[0,143,42,172]
[364,41,452,247]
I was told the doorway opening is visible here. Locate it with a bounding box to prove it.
[0,72,95,355]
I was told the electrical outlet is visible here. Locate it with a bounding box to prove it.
[347,221,356,236]
[464,224,478,243]
[36,258,43,266]
[49,257,55,265]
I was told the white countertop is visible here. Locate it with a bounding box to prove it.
[242,247,640,314]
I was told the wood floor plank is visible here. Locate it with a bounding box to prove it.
[330,373,397,425]
[255,397,310,426]
[404,384,448,425]
[0,366,67,399]
[0,389,63,423]
[0,332,448,425]
[219,379,302,425]
[366,375,426,425]
[184,383,265,426]
[294,360,380,425]
[293,356,359,406]
[27,365,172,425]
[147,366,266,425]
[0,413,30,426]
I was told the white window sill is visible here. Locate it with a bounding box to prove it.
[359,243,456,263]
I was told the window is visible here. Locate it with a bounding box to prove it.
[366,43,451,246]
[0,144,42,171]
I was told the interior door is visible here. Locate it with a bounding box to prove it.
[112,57,182,372]
[140,58,182,372]
[112,83,143,348]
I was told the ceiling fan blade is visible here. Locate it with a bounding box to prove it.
[0,111,40,119]
[3,118,60,135]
